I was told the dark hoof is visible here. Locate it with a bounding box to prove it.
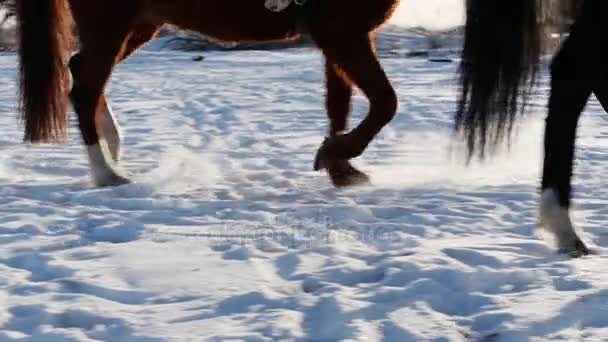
[559,239,591,258]
[95,174,131,187]
[327,160,370,188]
[314,138,370,187]
[313,137,331,171]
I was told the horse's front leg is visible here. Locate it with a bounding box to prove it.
[315,35,398,185]
[317,59,370,187]
[69,22,160,186]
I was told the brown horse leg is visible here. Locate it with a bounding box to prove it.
[325,61,352,135]
[323,60,370,187]
[70,23,160,163]
[315,36,398,185]
[69,29,134,186]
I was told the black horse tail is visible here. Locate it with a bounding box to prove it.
[455,0,546,160]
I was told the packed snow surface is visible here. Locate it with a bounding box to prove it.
[1,31,608,341]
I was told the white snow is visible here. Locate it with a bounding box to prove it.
[391,0,464,31]
[1,30,608,341]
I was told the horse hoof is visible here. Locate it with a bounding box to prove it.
[559,239,590,258]
[327,160,370,188]
[313,137,331,171]
[95,173,131,187]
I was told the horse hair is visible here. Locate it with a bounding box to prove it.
[454,0,572,160]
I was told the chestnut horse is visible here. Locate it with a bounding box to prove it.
[16,0,399,187]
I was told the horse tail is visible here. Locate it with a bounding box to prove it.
[17,0,73,143]
[455,0,546,159]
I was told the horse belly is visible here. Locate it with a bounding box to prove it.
[147,0,296,42]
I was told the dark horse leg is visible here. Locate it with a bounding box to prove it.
[315,35,398,185]
[70,23,160,165]
[322,60,370,186]
[592,71,608,112]
[540,0,608,255]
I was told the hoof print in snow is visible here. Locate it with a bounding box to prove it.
[302,279,324,293]
[82,222,144,244]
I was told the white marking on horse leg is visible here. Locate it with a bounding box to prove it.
[100,101,122,162]
[539,188,581,252]
[67,67,74,93]
[265,0,292,12]
[86,144,129,187]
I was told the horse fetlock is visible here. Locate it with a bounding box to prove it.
[313,135,366,171]
[539,189,587,255]
[93,171,131,187]
[327,160,370,188]
[332,134,367,158]
[87,144,130,187]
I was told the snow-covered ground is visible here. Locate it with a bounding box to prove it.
[1,30,608,341]
[390,0,464,31]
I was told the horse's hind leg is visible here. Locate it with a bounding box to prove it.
[315,35,397,184]
[322,60,369,186]
[541,61,590,255]
[69,26,134,186]
[70,23,160,163]
[539,7,603,256]
[69,54,122,164]
[325,61,352,135]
